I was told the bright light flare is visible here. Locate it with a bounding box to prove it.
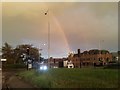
[40,65,47,70]
[43,44,46,46]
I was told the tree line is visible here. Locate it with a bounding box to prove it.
[1,42,40,64]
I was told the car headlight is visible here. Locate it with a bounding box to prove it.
[40,66,47,70]
[40,66,43,70]
[43,66,47,70]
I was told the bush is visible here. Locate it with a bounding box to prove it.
[104,63,120,69]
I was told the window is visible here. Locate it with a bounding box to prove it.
[99,58,101,61]
[106,58,109,62]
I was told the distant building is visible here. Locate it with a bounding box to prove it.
[48,49,113,68]
[48,57,66,68]
[70,49,112,68]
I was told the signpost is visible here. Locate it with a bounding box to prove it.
[26,48,32,70]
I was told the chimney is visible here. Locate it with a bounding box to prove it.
[78,49,80,57]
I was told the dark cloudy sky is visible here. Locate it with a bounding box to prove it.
[2,2,118,58]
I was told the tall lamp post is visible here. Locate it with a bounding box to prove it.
[45,9,50,67]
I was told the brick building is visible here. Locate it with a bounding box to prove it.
[48,49,113,68]
[69,49,112,68]
[48,57,66,68]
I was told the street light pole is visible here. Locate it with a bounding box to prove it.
[45,9,50,67]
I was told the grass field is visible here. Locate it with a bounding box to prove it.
[19,68,118,88]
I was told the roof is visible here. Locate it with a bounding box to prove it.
[72,49,110,57]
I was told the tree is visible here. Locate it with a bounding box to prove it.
[14,44,40,64]
[2,42,14,64]
[2,43,40,64]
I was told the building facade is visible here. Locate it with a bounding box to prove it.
[48,49,113,68]
[70,49,112,68]
[48,57,66,68]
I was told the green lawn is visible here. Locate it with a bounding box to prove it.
[19,68,118,88]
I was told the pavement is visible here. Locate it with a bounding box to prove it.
[0,70,2,90]
[2,69,35,89]
[6,75,34,88]
[0,60,2,89]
